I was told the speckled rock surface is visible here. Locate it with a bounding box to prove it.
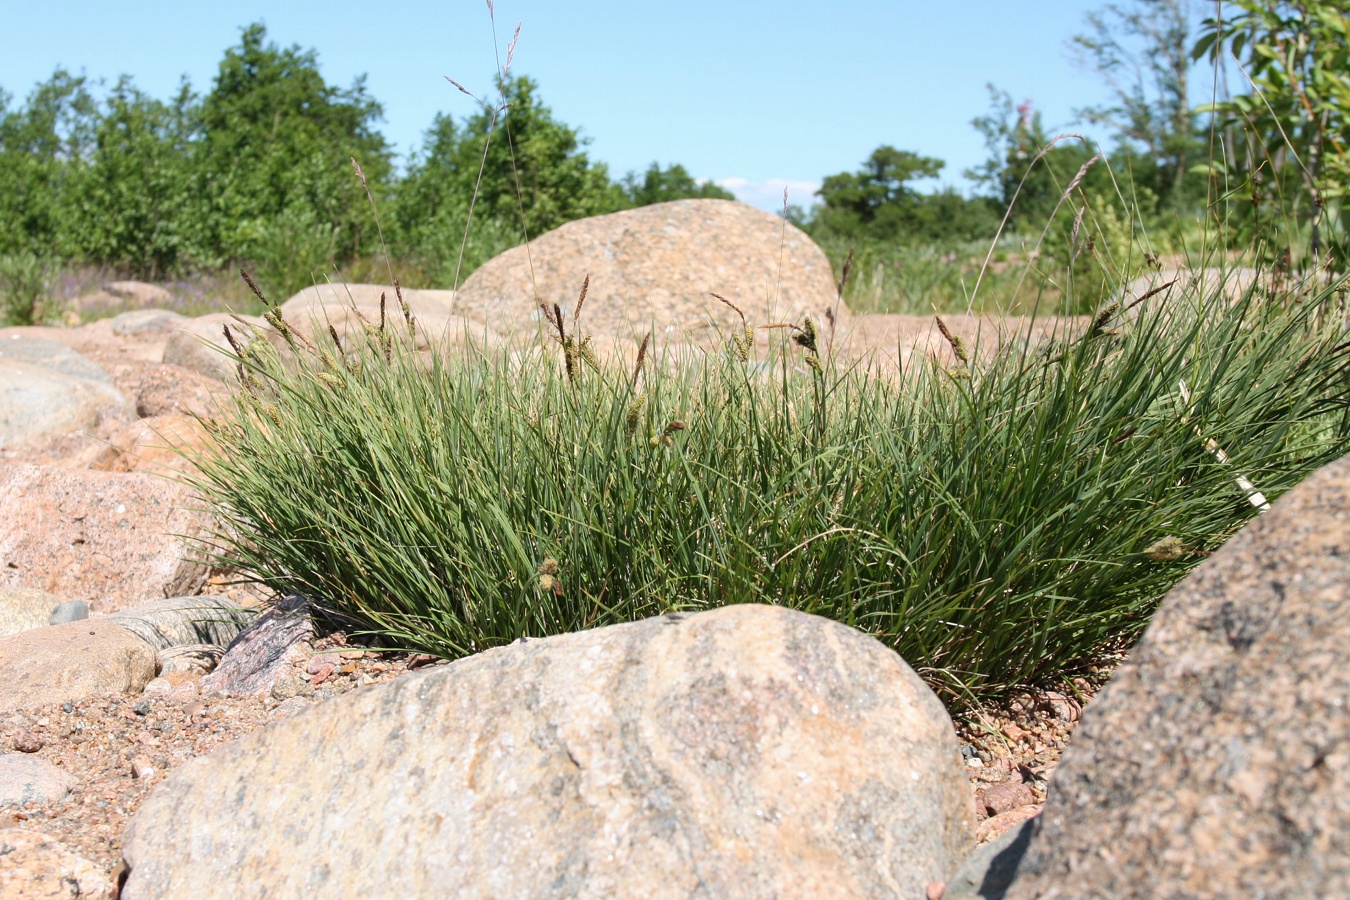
[107,597,256,652]
[161,313,289,382]
[129,363,219,419]
[122,604,974,899]
[0,465,211,613]
[0,621,157,715]
[0,755,79,807]
[0,828,114,899]
[0,337,130,448]
[91,414,213,476]
[0,587,64,639]
[452,199,844,344]
[1003,454,1350,899]
[198,596,314,698]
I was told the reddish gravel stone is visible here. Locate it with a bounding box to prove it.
[976,806,1041,844]
[980,782,1037,818]
[12,730,43,753]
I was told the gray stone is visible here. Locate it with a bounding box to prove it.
[158,643,223,676]
[832,313,1088,378]
[162,312,292,381]
[0,587,64,638]
[109,308,188,336]
[0,620,159,714]
[108,596,257,652]
[1003,454,1350,899]
[105,281,173,307]
[278,282,456,321]
[0,754,78,806]
[199,595,314,697]
[0,338,130,447]
[49,600,88,625]
[277,283,487,354]
[944,817,1037,900]
[0,335,113,383]
[121,605,974,898]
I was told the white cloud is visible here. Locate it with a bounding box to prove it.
[716,177,823,214]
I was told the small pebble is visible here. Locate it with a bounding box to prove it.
[305,654,340,675]
[13,730,44,753]
[130,756,157,780]
[133,700,151,716]
[271,697,309,720]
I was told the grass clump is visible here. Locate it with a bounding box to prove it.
[187,264,1350,707]
[0,251,56,325]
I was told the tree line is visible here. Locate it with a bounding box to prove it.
[1,1,1344,301]
[0,23,733,296]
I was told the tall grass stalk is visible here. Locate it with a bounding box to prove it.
[186,268,1350,706]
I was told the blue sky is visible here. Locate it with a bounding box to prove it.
[3,1,1138,211]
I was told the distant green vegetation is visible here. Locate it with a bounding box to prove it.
[0,0,1344,323]
[0,23,730,308]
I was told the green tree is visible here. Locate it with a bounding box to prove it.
[816,146,942,232]
[814,146,997,243]
[0,70,97,257]
[1071,0,1203,208]
[193,22,392,276]
[67,77,200,276]
[393,75,628,285]
[461,75,626,237]
[1196,0,1350,269]
[969,89,1121,231]
[620,162,733,206]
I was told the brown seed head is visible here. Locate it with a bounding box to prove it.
[934,316,969,365]
[574,275,590,324]
[632,332,651,388]
[240,270,267,307]
[222,324,245,358]
[838,248,855,297]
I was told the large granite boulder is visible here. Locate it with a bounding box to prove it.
[993,454,1350,898]
[73,280,174,319]
[122,605,973,898]
[0,620,158,714]
[0,465,211,613]
[0,829,115,899]
[0,336,130,447]
[452,199,844,344]
[162,313,291,382]
[0,587,65,639]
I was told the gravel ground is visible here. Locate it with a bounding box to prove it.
[1,625,1106,882]
[0,629,448,879]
